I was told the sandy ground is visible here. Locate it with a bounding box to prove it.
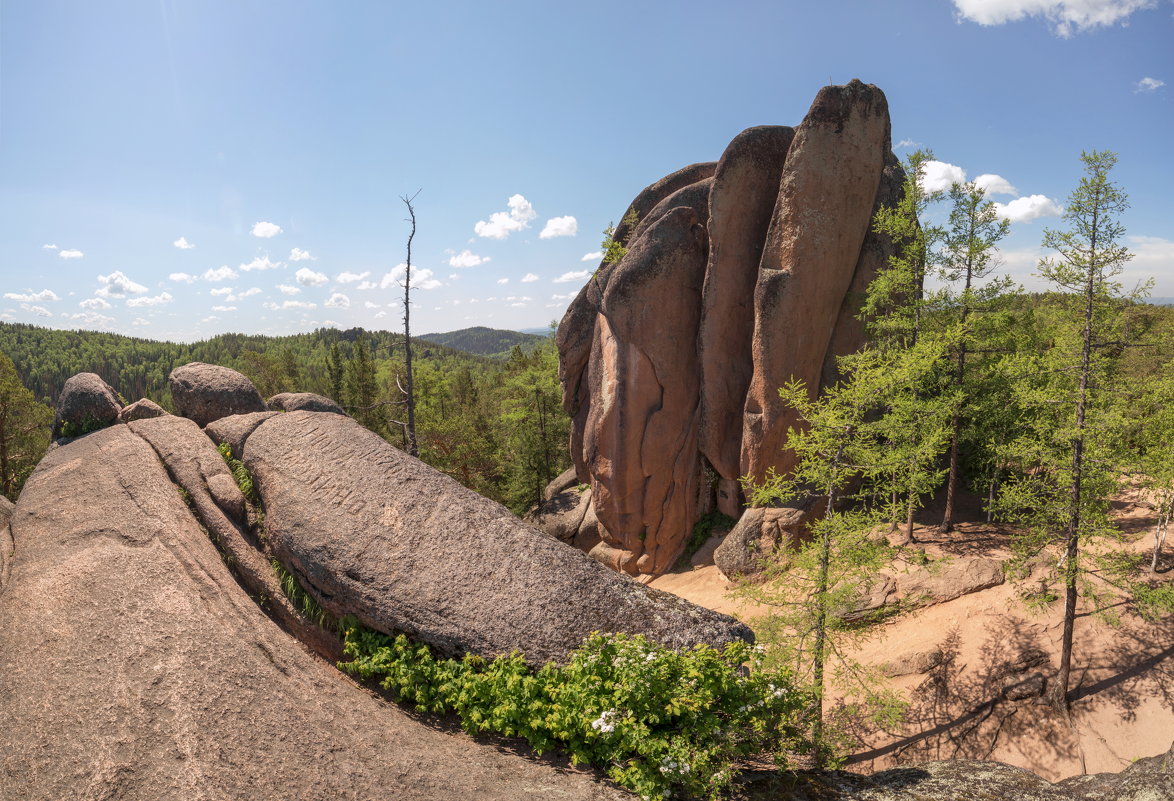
[649,488,1174,781]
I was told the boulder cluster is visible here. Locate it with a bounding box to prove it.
[551,80,903,576]
[1,361,751,799]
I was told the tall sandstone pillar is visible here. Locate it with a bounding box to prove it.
[554,80,900,575]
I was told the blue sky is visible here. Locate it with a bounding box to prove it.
[1,0,1171,341]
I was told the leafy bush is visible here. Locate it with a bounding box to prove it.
[340,626,811,800]
[59,415,109,438]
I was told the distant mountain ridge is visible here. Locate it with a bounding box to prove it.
[418,326,548,357]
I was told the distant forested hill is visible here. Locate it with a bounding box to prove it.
[0,322,570,513]
[419,326,548,358]
[0,322,482,405]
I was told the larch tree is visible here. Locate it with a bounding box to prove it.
[937,181,1011,532]
[996,151,1138,707]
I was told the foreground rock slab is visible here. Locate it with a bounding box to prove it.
[0,425,630,801]
[244,411,753,664]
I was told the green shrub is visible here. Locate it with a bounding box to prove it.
[271,559,334,629]
[340,626,812,800]
[59,415,108,438]
[217,442,257,504]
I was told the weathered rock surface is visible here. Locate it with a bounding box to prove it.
[582,207,709,574]
[205,410,280,458]
[169,361,266,427]
[699,125,795,482]
[713,500,821,578]
[0,496,12,592]
[52,372,121,436]
[117,397,168,423]
[267,391,346,415]
[742,80,891,483]
[244,411,751,664]
[556,81,900,575]
[527,483,592,543]
[732,756,1164,798]
[893,556,1006,605]
[0,424,630,801]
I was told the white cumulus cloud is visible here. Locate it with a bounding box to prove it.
[364,301,381,309]
[289,247,315,261]
[474,194,536,239]
[382,264,442,290]
[295,267,329,287]
[580,251,603,262]
[994,194,1064,223]
[539,215,578,239]
[325,292,350,309]
[212,305,238,312]
[973,174,1019,196]
[920,160,967,193]
[67,311,114,327]
[553,270,590,284]
[173,237,195,249]
[21,304,51,317]
[4,288,60,303]
[79,297,111,310]
[126,291,174,308]
[203,265,239,282]
[521,273,539,283]
[210,287,233,297]
[251,221,282,238]
[42,243,57,250]
[1136,76,1165,93]
[240,255,282,272]
[97,271,148,298]
[336,271,370,284]
[497,278,509,285]
[263,300,317,310]
[59,249,84,260]
[355,280,377,290]
[952,0,1155,36]
[169,272,197,283]
[276,284,301,295]
[449,249,490,268]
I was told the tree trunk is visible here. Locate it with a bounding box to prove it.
[811,440,845,769]
[401,192,421,458]
[1056,199,1098,708]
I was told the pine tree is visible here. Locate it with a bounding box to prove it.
[0,353,53,500]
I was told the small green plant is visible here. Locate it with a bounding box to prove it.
[575,482,590,493]
[678,511,736,569]
[217,442,258,504]
[600,208,640,267]
[59,415,108,438]
[272,559,334,629]
[176,485,194,510]
[340,627,812,801]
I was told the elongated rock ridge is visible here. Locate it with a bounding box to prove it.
[555,80,903,575]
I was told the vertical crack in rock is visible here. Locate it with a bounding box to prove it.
[128,415,341,660]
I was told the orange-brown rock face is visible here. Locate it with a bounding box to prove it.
[699,126,795,483]
[555,80,900,575]
[741,80,892,483]
[583,207,709,575]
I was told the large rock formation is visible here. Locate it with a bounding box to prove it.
[244,410,751,664]
[0,425,628,801]
[51,371,122,436]
[555,80,903,574]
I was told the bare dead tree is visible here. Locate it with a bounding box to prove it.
[400,190,421,457]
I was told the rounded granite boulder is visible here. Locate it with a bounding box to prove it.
[267,392,346,415]
[169,362,266,428]
[53,372,122,437]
